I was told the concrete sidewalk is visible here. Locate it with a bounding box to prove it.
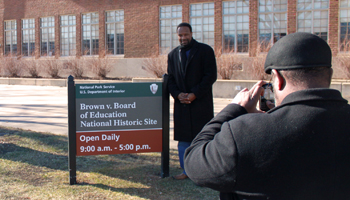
[0,84,232,149]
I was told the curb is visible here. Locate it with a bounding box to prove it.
[0,77,349,100]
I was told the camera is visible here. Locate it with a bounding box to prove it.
[259,83,274,112]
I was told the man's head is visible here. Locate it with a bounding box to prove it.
[177,23,192,46]
[264,32,333,106]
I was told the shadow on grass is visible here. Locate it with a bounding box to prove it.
[0,127,210,199]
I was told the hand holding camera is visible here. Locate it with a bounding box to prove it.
[259,83,275,111]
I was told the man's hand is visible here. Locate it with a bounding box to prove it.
[178,93,196,104]
[231,81,265,113]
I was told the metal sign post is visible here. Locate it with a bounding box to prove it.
[67,75,77,185]
[161,74,170,178]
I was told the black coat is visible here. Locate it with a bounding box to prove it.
[167,39,217,142]
[184,89,350,199]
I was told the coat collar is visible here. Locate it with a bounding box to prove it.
[177,39,199,76]
[268,88,348,113]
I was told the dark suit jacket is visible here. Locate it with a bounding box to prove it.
[184,88,350,199]
[167,39,217,142]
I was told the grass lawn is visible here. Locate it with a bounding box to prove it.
[0,126,219,200]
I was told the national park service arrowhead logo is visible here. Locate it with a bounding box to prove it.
[150,83,158,94]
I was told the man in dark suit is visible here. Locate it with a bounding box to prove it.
[184,32,350,199]
[167,22,217,180]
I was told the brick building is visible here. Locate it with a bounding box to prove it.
[0,0,349,78]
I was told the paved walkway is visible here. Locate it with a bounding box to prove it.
[0,84,232,149]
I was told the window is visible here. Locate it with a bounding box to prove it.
[61,15,76,56]
[41,17,55,56]
[223,0,249,53]
[106,10,124,55]
[4,20,17,55]
[259,0,287,48]
[297,0,329,41]
[82,12,99,55]
[340,0,350,51]
[22,19,35,57]
[190,3,215,47]
[159,5,182,54]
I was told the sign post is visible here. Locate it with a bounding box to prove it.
[161,74,169,178]
[68,75,77,185]
[67,75,169,184]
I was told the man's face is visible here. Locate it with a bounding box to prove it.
[177,26,192,46]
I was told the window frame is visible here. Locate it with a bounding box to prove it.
[105,10,125,56]
[222,0,250,53]
[297,0,329,41]
[82,12,99,56]
[60,15,76,56]
[339,0,350,51]
[159,5,182,54]
[190,2,215,47]
[258,0,288,47]
[22,18,35,57]
[4,20,17,56]
[40,16,55,56]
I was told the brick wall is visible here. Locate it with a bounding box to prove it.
[0,0,344,59]
[287,0,297,34]
[124,1,159,57]
[329,0,339,56]
[214,0,223,52]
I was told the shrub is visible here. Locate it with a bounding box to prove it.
[89,56,112,79]
[334,54,350,79]
[42,59,62,78]
[249,42,271,80]
[2,55,22,77]
[142,55,167,78]
[23,59,41,78]
[336,40,350,79]
[215,48,243,80]
[64,59,85,79]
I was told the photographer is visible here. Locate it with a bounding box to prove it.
[184,32,350,199]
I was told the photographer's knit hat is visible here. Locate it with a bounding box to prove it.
[264,32,332,74]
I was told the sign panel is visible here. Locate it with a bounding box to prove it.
[75,82,162,156]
